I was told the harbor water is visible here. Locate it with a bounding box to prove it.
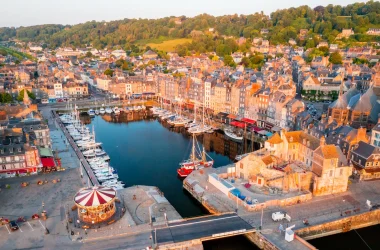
[84,113,379,250]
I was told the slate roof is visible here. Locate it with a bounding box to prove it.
[352,141,376,159]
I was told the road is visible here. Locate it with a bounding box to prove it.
[82,231,152,250]
[155,213,254,244]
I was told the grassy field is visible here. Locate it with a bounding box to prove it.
[146,38,192,52]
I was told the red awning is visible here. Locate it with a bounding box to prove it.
[241,118,256,125]
[230,121,246,128]
[251,126,263,132]
[41,157,56,168]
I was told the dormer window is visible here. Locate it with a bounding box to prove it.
[30,127,33,130]
[18,148,21,153]
[9,148,13,153]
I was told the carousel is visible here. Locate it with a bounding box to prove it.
[74,186,116,224]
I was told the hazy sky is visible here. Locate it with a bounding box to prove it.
[1,0,362,27]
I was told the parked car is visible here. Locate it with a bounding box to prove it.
[272,211,291,222]
[9,221,19,231]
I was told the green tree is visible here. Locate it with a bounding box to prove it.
[1,93,13,103]
[17,89,36,102]
[329,52,343,64]
[85,51,93,58]
[104,69,114,77]
[223,55,236,67]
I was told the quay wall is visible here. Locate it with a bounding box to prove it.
[227,192,313,212]
[296,208,380,240]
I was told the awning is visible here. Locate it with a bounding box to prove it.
[251,126,263,132]
[230,188,241,197]
[257,130,269,135]
[39,147,54,157]
[227,114,237,119]
[217,112,229,118]
[271,126,282,132]
[41,157,56,168]
[241,118,256,124]
[230,121,246,128]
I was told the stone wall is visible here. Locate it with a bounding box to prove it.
[228,192,312,211]
[244,232,279,250]
[296,208,380,240]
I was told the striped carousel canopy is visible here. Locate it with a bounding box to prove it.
[74,186,116,207]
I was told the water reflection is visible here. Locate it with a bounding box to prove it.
[81,111,261,161]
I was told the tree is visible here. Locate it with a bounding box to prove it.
[17,89,35,102]
[329,52,342,64]
[241,57,250,67]
[223,55,236,67]
[104,69,114,77]
[1,93,13,103]
[85,51,93,58]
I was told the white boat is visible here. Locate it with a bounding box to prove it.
[102,179,125,186]
[224,129,243,141]
[113,106,120,115]
[105,107,113,114]
[99,107,105,115]
[72,135,82,141]
[88,109,95,117]
[79,142,102,150]
[95,109,100,115]
[104,183,125,190]
[188,124,212,135]
[97,174,119,181]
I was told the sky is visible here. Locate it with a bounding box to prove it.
[1,0,362,27]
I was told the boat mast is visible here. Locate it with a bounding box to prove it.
[194,103,197,123]
[191,134,197,163]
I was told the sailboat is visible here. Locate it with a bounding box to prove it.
[99,104,106,115]
[177,134,213,178]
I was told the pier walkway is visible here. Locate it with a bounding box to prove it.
[52,110,99,186]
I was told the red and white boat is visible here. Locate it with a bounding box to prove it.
[177,134,213,178]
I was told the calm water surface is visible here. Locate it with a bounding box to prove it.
[86,115,379,250]
[88,115,232,217]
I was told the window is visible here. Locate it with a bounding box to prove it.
[240,163,244,169]
[329,170,333,177]
[2,165,5,170]
[359,159,362,165]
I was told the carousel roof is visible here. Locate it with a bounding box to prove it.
[74,186,116,207]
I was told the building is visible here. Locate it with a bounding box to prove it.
[350,141,380,181]
[0,125,42,177]
[143,50,158,60]
[311,137,352,196]
[337,29,354,39]
[366,28,380,36]
[370,118,380,147]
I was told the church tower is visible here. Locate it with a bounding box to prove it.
[23,89,31,106]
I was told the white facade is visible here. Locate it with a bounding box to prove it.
[96,78,111,91]
[204,81,212,108]
[54,83,63,98]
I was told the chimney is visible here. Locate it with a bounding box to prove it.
[357,127,366,140]
[25,133,30,144]
[320,136,326,146]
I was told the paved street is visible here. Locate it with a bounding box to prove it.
[155,213,254,244]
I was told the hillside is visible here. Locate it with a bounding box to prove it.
[0,1,379,54]
[146,38,192,52]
